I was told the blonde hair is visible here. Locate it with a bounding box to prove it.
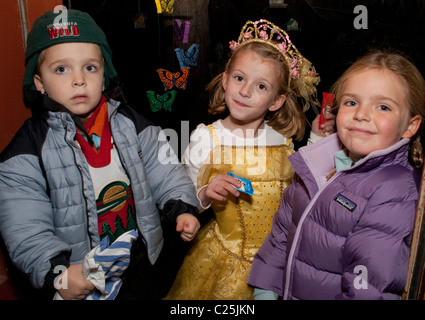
[206,42,306,140]
[331,49,425,172]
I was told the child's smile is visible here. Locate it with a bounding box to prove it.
[221,50,286,133]
[336,68,421,160]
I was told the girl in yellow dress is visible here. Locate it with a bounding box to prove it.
[165,19,332,300]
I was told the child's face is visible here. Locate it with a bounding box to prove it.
[221,49,286,129]
[336,68,421,160]
[34,42,105,117]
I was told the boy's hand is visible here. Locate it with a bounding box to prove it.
[312,112,336,137]
[56,264,95,300]
[198,174,241,207]
[176,213,201,242]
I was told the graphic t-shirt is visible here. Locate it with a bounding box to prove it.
[76,97,137,243]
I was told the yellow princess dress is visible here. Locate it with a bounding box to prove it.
[165,123,294,300]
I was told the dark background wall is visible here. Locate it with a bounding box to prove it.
[70,0,425,152]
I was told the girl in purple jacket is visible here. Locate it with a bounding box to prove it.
[248,50,425,300]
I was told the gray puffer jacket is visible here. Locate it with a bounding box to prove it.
[0,98,198,288]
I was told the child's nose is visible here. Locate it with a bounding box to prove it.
[72,71,86,87]
[239,83,251,97]
[353,104,370,121]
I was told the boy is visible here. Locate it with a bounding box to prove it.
[0,9,200,300]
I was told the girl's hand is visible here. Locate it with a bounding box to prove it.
[199,174,241,207]
[312,112,336,137]
[56,264,95,300]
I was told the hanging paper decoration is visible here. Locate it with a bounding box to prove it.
[175,44,199,70]
[157,67,190,91]
[154,0,162,13]
[146,90,177,112]
[133,12,147,29]
[269,0,287,8]
[286,18,300,31]
[174,19,191,43]
[155,0,175,14]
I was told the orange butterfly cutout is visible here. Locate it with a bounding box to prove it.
[157,67,190,91]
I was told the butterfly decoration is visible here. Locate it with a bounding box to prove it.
[174,19,191,43]
[155,0,175,14]
[146,90,177,112]
[175,44,199,70]
[157,67,190,91]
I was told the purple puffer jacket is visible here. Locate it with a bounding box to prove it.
[248,134,419,300]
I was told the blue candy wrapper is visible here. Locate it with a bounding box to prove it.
[227,172,254,196]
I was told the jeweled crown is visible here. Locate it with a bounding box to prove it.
[229,19,320,112]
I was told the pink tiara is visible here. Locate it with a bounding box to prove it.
[229,19,321,112]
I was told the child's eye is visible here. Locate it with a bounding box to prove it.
[344,100,357,107]
[258,83,267,90]
[234,75,243,82]
[55,66,67,74]
[85,65,97,72]
[378,104,391,111]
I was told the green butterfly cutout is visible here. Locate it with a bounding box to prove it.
[146,90,177,112]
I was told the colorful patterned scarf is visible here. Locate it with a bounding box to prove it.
[75,95,113,168]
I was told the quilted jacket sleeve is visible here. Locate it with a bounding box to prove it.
[0,153,71,288]
[139,125,199,220]
[248,180,295,296]
[337,170,418,300]
[181,123,212,187]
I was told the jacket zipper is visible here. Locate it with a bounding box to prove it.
[64,122,95,250]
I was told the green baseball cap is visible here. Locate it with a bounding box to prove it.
[23,9,117,90]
